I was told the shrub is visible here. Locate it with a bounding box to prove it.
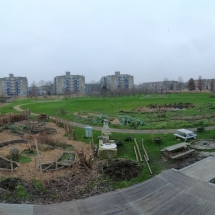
[10,147,20,161]
[58,108,67,115]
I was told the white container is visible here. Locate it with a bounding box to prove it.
[85,126,92,137]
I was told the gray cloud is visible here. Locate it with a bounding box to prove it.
[1,0,215,85]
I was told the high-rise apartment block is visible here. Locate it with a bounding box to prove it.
[0,74,28,96]
[100,71,134,90]
[54,71,85,95]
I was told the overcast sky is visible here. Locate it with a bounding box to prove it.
[1,0,215,85]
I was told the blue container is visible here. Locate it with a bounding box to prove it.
[85,126,92,137]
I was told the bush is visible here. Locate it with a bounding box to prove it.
[10,147,20,161]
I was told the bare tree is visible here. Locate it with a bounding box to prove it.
[63,87,71,99]
[29,82,38,98]
[142,84,148,95]
[44,81,53,96]
[178,77,183,93]
[170,81,174,90]
[163,78,169,93]
[188,78,196,91]
[154,82,158,94]
[210,79,215,92]
[197,76,203,92]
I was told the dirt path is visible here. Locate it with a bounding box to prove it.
[14,104,215,134]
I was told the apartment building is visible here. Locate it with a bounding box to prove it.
[142,80,180,92]
[100,71,134,90]
[0,74,28,96]
[194,79,213,91]
[85,83,101,94]
[54,71,85,95]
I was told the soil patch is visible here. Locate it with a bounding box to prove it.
[102,158,141,181]
[111,117,119,124]
[170,153,206,170]
[0,178,20,191]
[73,112,119,124]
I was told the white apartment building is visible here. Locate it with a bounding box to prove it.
[100,71,134,90]
[0,74,28,96]
[54,71,85,95]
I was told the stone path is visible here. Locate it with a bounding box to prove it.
[180,156,215,182]
[13,104,215,134]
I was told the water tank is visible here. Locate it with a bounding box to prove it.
[85,126,92,137]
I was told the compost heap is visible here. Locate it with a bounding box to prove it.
[103,158,141,181]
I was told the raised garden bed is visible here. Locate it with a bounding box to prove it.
[0,139,29,148]
[8,126,57,136]
[38,151,76,172]
[161,142,195,160]
[0,156,19,171]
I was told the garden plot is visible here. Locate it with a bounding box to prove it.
[8,121,57,136]
[73,112,119,124]
[0,121,91,181]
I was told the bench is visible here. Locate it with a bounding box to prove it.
[174,133,197,141]
[174,129,197,141]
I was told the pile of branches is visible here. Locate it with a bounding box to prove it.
[119,115,145,128]
[102,158,142,181]
[77,151,93,169]
[0,112,27,126]
[0,165,113,204]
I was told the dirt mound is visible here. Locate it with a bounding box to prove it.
[0,178,20,190]
[103,158,141,181]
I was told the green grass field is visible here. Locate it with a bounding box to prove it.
[7,92,215,129]
[73,125,215,188]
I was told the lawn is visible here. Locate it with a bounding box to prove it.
[72,125,215,188]
[12,92,215,129]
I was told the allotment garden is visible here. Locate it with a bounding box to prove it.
[0,92,215,204]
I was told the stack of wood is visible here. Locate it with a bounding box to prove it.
[134,138,152,175]
[0,111,28,126]
[37,113,49,121]
[55,116,64,127]
[77,151,93,169]
[64,121,72,135]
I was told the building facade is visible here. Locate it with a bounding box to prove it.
[194,79,213,91]
[85,83,101,94]
[100,71,134,90]
[54,71,85,95]
[0,74,28,96]
[142,80,181,92]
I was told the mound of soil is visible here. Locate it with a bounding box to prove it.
[172,154,206,170]
[103,158,141,181]
[0,178,20,190]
